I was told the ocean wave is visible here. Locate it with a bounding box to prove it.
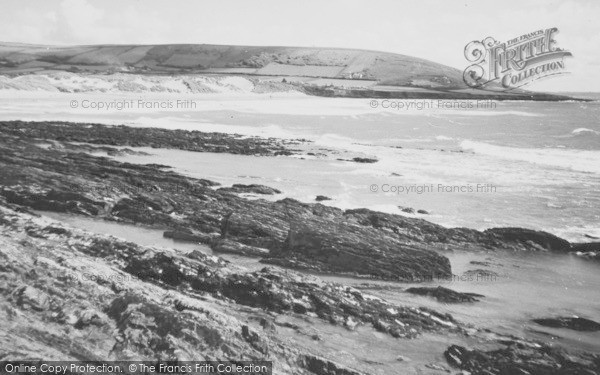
[460,140,600,174]
[554,225,600,243]
[571,128,600,135]
[313,133,366,152]
[383,137,434,143]
[438,110,542,117]
[119,116,303,139]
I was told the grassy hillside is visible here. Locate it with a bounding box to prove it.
[0,42,582,100]
[0,42,465,88]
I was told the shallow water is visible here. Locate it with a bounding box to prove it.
[37,211,211,254]
[341,250,600,353]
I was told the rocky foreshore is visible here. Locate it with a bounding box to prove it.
[0,120,299,156]
[0,202,458,369]
[0,120,596,282]
[302,85,588,102]
[404,286,484,303]
[445,343,600,375]
[1,120,599,373]
[2,193,599,374]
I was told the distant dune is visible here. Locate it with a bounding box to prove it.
[0,42,579,100]
[0,72,303,94]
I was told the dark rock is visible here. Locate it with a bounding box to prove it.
[143,163,171,169]
[532,316,600,331]
[185,249,227,264]
[351,157,378,164]
[211,238,270,257]
[301,355,366,375]
[571,242,600,261]
[0,120,293,156]
[417,209,429,215]
[399,206,415,214]
[571,242,600,252]
[106,246,459,339]
[1,188,103,216]
[405,286,483,303]
[111,195,175,223]
[106,293,223,356]
[484,227,571,252]
[218,184,281,195]
[241,325,268,354]
[315,195,331,201]
[42,226,71,236]
[124,253,186,287]
[73,309,107,329]
[259,318,277,332]
[444,343,600,375]
[163,230,217,244]
[264,222,452,281]
[12,286,50,311]
[219,211,289,250]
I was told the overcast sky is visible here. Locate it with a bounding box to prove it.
[0,0,598,91]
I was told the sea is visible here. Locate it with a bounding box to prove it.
[1,91,599,242]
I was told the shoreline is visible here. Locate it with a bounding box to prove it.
[302,85,591,102]
[0,71,592,102]
[1,120,597,272]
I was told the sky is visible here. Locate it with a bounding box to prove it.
[0,0,598,91]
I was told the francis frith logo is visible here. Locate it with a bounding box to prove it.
[463,28,572,89]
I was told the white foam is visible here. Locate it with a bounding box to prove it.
[572,128,599,135]
[313,133,360,150]
[384,137,433,143]
[554,226,600,243]
[460,140,600,174]
[125,117,297,139]
[439,110,541,117]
